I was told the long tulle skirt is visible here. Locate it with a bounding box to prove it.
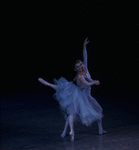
[53,77,103,126]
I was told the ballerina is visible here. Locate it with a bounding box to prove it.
[38,38,106,141]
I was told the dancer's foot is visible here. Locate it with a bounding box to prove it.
[99,130,107,135]
[38,78,50,86]
[61,132,66,138]
[69,132,74,141]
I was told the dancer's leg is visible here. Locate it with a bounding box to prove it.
[38,78,57,90]
[69,115,74,141]
[97,119,107,135]
[88,96,106,134]
[61,116,69,137]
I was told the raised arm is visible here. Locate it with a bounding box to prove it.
[83,38,89,70]
[78,75,100,86]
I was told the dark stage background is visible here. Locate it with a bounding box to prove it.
[1,1,139,109]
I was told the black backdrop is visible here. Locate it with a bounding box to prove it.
[1,1,139,103]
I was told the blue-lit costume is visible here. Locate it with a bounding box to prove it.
[53,47,103,126]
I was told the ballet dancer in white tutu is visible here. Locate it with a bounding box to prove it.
[38,38,106,141]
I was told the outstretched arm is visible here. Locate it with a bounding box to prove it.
[83,38,89,70]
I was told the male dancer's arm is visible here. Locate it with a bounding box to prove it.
[83,38,89,70]
[83,46,88,71]
[78,75,100,86]
[83,38,94,82]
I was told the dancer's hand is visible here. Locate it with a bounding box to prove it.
[94,80,100,85]
[83,37,89,47]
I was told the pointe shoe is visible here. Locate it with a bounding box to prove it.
[69,132,74,141]
[99,130,107,135]
[61,133,66,138]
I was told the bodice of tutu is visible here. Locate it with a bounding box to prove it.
[76,74,93,90]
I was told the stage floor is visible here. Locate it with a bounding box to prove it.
[1,85,139,150]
